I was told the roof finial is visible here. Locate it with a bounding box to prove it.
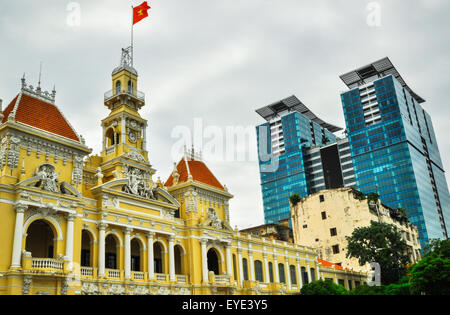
[36,62,43,94]
[38,62,43,88]
[21,73,26,90]
[51,85,56,102]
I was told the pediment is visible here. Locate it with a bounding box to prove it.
[93,179,180,208]
[202,208,233,232]
[18,177,81,198]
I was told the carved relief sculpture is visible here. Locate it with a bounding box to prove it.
[122,165,156,200]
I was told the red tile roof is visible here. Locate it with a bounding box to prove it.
[165,158,225,190]
[317,258,344,270]
[2,93,80,142]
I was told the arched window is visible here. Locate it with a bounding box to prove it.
[128,80,133,93]
[105,235,118,269]
[105,128,115,147]
[268,262,274,283]
[81,230,92,267]
[242,258,249,281]
[153,242,164,274]
[232,254,237,280]
[131,238,141,271]
[301,266,309,285]
[207,248,220,275]
[278,263,286,283]
[290,265,297,285]
[174,245,184,275]
[254,260,264,282]
[310,268,316,282]
[26,220,55,258]
[115,80,122,94]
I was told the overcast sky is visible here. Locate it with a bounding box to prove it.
[0,0,449,229]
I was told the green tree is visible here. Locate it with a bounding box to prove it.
[346,221,409,285]
[300,279,347,295]
[349,283,386,295]
[289,193,301,206]
[408,239,450,295]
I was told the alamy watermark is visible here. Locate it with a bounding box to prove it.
[367,1,382,27]
[170,118,279,172]
[66,2,81,27]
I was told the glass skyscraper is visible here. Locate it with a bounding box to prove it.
[256,96,344,224]
[340,57,450,247]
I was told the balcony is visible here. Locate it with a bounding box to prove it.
[81,267,95,277]
[22,252,68,274]
[155,273,168,282]
[176,275,188,283]
[104,89,145,103]
[31,258,64,270]
[106,269,122,279]
[132,271,145,281]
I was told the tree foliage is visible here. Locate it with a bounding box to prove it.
[300,279,347,295]
[289,193,301,206]
[408,239,450,295]
[345,221,409,285]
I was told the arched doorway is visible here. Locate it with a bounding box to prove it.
[131,238,142,271]
[153,242,164,273]
[25,220,55,258]
[174,245,184,275]
[207,248,220,275]
[81,230,92,267]
[105,234,118,269]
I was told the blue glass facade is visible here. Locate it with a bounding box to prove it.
[341,74,450,247]
[256,111,337,224]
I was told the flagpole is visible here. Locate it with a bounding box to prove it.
[131,5,134,67]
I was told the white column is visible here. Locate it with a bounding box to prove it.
[147,232,155,280]
[273,252,279,283]
[316,264,320,282]
[98,223,108,277]
[307,262,312,284]
[249,247,255,282]
[142,125,147,151]
[65,213,76,271]
[297,259,303,289]
[238,249,244,286]
[201,239,208,283]
[263,253,270,283]
[168,236,176,282]
[121,116,126,144]
[10,203,27,269]
[124,228,132,279]
[225,243,232,277]
[285,256,291,290]
[102,125,106,151]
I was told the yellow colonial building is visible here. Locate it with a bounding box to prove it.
[0,48,366,295]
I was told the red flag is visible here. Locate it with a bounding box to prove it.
[133,1,151,25]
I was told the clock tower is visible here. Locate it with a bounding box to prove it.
[99,47,154,183]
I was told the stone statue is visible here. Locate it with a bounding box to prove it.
[122,166,156,201]
[36,164,60,193]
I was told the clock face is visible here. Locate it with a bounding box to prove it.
[129,131,137,142]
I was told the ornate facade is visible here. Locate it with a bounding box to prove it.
[0,49,366,295]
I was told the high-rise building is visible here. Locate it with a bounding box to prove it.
[255,96,344,224]
[340,57,450,247]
